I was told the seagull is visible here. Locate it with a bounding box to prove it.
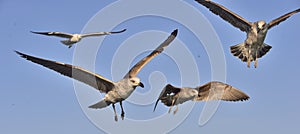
[16,29,178,121]
[31,29,127,48]
[153,81,249,114]
[195,0,300,68]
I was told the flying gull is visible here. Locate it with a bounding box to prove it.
[31,29,127,48]
[153,81,249,114]
[16,29,178,121]
[195,0,300,68]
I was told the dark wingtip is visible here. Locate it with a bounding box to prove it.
[15,50,30,60]
[153,99,160,112]
[15,50,25,57]
[233,94,250,102]
[172,29,178,37]
[30,31,39,34]
[112,29,127,34]
[118,29,127,33]
[121,29,127,32]
[239,97,250,102]
[166,84,174,89]
[195,0,205,4]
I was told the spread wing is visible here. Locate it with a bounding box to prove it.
[195,0,252,32]
[153,84,181,112]
[124,29,178,78]
[81,29,127,37]
[194,81,249,101]
[31,31,73,38]
[15,51,115,93]
[268,8,300,30]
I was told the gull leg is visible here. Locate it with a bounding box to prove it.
[254,52,258,68]
[112,103,118,122]
[247,60,251,68]
[247,50,251,68]
[120,101,125,120]
[254,59,258,68]
[173,105,179,115]
[168,99,176,114]
[168,107,173,114]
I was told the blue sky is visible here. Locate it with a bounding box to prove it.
[1,0,300,133]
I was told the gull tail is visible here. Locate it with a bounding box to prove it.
[89,100,112,109]
[257,43,272,58]
[230,43,248,62]
[230,43,272,67]
[60,40,76,48]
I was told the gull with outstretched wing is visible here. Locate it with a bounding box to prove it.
[195,0,300,68]
[154,81,249,114]
[31,29,126,48]
[16,29,178,121]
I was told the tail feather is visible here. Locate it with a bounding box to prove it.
[230,43,248,62]
[89,100,112,109]
[60,40,75,48]
[230,43,272,62]
[257,44,272,58]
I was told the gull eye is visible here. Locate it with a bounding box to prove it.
[130,80,136,83]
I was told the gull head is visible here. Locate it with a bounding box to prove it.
[256,20,267,33]
[188,89,199,98]
[129,77,144,88]
[70,34,82,42]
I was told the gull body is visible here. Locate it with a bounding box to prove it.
[17,29,178,121]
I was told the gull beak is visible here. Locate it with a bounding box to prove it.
[257,27,262,33]
[139,82,144,88]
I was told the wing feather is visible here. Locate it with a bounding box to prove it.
[195,0,251,32]
[15,51,114,93]
[194,81,249,101]
[81,29,127,37]
[31,31,73,38]
[124,29,178,78]
[268,8,300,29]
[153,84,181,112]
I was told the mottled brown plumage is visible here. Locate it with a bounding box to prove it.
[154,81,249,114]
[195,0,300,68]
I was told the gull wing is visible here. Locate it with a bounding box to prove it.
[30,31,73,38]
[195,0,252,32]
[16,51,115,93]
[153,84,181,112]
[81,29,127,37]
[124,29,178,78]
[268,8,300,30]
[194,81,249,101]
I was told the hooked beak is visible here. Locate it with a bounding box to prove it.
[139,82,144,88]
[257,25,266,33]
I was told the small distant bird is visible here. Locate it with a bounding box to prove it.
[31,29,127,48]
[195,0,300,68]
[153,81,249,114]
[16,29,178,121]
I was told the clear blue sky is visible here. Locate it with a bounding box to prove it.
[1,0,300,134]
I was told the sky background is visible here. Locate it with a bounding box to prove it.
[1,0,300,134]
